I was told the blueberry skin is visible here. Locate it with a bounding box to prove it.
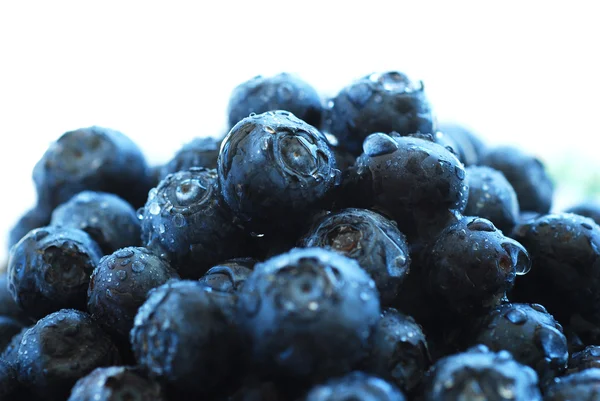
[423,216,531,316]
[473,303,568,386]
[67,366,166,401]
[362,308,430,393]
[159,137,222,179]
[1,326,29,365]
[198,257,256,293]
[227,73,323,129]
[7,226,103,319]
[87,247,179,340]
[131,280,241,400]
[437,122,486,166]
[325,71,435,155]
[544,368,600,400]
[0,316,25,352]
[305,371,406,401]
[511,213,600,325]
[299,208,411,305]
[464,166,520,234]
[33,126,152,209]
[218,111,340,235]
[141,168,246,279]
[15,309,121,401]
[480,146,553,214]
[51,191,141,254]
[8,205,51,250]
[348,133,468,240]
[565,201,600,225]
[237,248,380,380]
[567,346,600,374]
[422,345,542,401]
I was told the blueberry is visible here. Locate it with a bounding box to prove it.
[325,71,435,155]
[1,326,29,365]
[87,247,179,341]
[464,166,520,234]
[472,303,568,385]
[346,133,468,241]
[141,168,246,279]
[7,226,103,319]
[299,208,411,305]
[511,213,600,326]
[544,368,600,400]
[130,280,241,400]
[480,146,554,214]
[437,122,486,166]
[423,216,530,316]
[15,309,120,401]
[567,346,600,374]
[198,257,256,293]
[33,126,152,209]
[565,201,600,225]
[305,371,406,401]
[51,191,141,254]
[227,73,323,129]
[236,248,380,380]
[218,110,339,236]
[0,316,24,353]
[160,137,222,179]
[7,205,51,250]
[67,366,166,401]
[362,308,430,393]
[422,345,542,401]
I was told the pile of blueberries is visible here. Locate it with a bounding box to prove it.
[2,71,600,401]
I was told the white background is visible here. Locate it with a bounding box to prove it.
[1,1,599,264]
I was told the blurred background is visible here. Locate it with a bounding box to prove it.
[1,1,599,263]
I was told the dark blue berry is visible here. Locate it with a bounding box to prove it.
[299,208,410,305]
[480,146,553,214]
[218,110,339,236]
[51,191,141,254]
[325,71,434,155]
[141,168,246,279]
[305,371,406,401]
[423,216,530,316]
[160,137,222,179]
[87,247,179,341]
[7,226,103,319]
[422,345,542,401]
[67,366,166,401]
[227,73,323,129]
[237,248,380,380]
[464,166,520,234]
[33,126,152,209]
[15,309,120,401]
[131,280,241,400]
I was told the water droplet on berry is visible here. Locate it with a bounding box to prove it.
[172,213,186,228]
[467,218,495,232]
[505,308,528,325]
[158,224,166,234]
[115,249,134,258]
[455,166,465,180]
[116,270,127,281]
[131,261,145,273]
[363,133,398,157]
[148,202,161,215]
